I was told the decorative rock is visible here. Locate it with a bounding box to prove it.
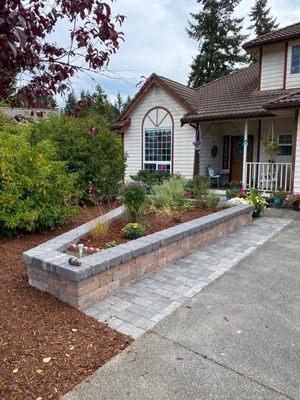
[68,257,82,267]
[84,246,89,253]
[68,244,77,252]
[88,247,95,254]
[95,248,100,252]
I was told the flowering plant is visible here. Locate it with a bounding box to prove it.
[226,188,246,199]
[184,190,192,199]
[228,197,248,205]
[246,188,268,210]
[122,223,146,240]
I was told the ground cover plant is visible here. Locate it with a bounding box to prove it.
[0,203,132,400]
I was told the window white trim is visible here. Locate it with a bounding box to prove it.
[278,134,292,156]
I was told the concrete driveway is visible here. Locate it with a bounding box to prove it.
[63,214,300,400]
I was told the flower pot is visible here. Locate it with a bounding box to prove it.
[231,185,240,191]
[292,200,300,211]
[273,196,283,208]
[252,207,261,218]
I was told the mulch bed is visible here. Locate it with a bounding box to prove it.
[84,206,213,250]
[0,201,133,400]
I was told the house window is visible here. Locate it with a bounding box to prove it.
[143,107,173,173]
[278,134,292,156]
[144,129,172,173]
[291,45,300,74]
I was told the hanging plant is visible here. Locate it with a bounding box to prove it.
[263,136,279,162]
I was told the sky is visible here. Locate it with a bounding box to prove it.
[53,0,300,107]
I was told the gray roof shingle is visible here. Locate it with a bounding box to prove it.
[182,64,292,123]
[243,22,300,49]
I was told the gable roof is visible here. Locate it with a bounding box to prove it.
[111,74,197,130]
[113,64,296,129]
[113,22,300,130]
[243,22,300,50]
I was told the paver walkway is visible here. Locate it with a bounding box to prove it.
[85,217,291,338]
[63,213,300,400]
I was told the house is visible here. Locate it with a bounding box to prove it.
[112,22,300,194]
[1,107,59,120]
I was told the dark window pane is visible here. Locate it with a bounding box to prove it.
[291,45,300,74]
[145,129,172,162]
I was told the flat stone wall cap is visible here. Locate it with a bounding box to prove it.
[83,252,108,274]
[102,243,134,264]
[55,263,92,281]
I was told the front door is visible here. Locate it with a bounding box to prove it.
[230,136,254,182]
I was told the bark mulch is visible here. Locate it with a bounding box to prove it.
[0,202,133,400]
[85,206,213,250]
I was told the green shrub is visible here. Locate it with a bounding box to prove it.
[0,124,78,236]
[131,169,169,190]
[31,114,125,202]
[206,193,221,210]
[121,182,147,222]
[151,176,185,214]
[185,175,210,202]
[122,223,146,240]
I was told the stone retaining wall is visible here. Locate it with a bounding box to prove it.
[23,205,253,311]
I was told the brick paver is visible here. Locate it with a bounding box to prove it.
[85,217,291,338]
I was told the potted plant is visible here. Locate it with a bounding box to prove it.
[272,191,286,208]
[229,180,242,191]
[263,136,279,163]
[246,188,268,218]
[286,194,300,211]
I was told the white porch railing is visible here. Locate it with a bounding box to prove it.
[246,162,292,192]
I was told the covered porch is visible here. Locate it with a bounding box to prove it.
[195,110,299,193]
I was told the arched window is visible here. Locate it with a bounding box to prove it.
[142,107,174,173]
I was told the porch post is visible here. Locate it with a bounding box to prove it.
[242,120,249,190]
[292,109,300,193]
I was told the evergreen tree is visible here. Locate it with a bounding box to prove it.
[249,0,279,37]
[114,92,124,114]
[64,90,77,114]
[187,0,248,88]
[91,85,117,120]
[123,95,131,110]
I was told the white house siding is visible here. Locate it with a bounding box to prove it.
[286,40,300,89]
[294,110,300,193]
[260,43,285,90]
[123,85,195,180]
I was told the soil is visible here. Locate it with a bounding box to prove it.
[0,201,133,400]
[85,206,214,250]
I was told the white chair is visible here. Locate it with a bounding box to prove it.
[207,167,221,187]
